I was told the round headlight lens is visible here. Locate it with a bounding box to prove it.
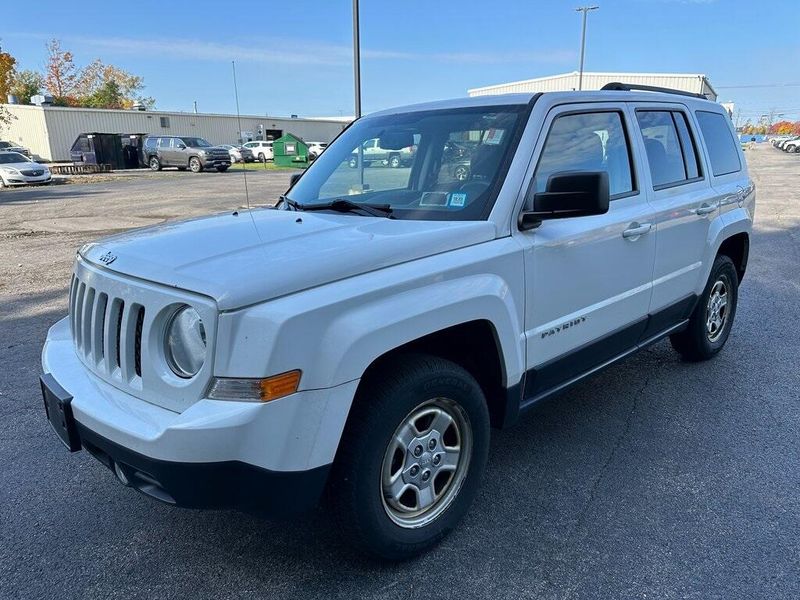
[165,306,206,378]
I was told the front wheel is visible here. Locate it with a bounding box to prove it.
[670,255,739,361]
[329,354,489,560]
[189,157,203,173]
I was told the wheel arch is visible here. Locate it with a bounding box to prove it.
[716,231,749,282]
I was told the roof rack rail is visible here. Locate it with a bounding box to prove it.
[600,82,708,99]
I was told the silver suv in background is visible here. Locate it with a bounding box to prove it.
[144,136,231,173]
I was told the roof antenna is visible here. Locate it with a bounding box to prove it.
[231,60,250,213]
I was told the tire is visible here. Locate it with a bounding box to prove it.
[149,156,161,171]
[216,166,229,172]
[389,154,401,168]
[348,157,358,168]
[258,153,266,162]
[329,354,490,560]
[670,255,739,361]
[189,157,203,173]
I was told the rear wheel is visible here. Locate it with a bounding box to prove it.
[258,152,266,162]
[670,255,739,361]
[329,354,489,560]
[189,157,202,173]
[389,154,401,168]
[149,156,161,171]
[348,157,358,168]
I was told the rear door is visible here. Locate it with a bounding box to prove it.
[519,103,657,399]
[157,137,173,166]
[630,103,717,316]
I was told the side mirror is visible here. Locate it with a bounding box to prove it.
[289,173,302,187]
[176,143,186,149]
[519,171,610,231]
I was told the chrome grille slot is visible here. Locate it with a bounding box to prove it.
[81,287,95,356]
[134,306,145,378]
[115,300,125,371]
[92,293,108,363]
[73,282,86,349]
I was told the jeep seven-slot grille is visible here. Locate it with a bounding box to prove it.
[69,274,143,382]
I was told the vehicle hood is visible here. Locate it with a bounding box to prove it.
[80,209,497,310]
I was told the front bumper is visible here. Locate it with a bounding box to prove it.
[3,173,52,185]
[42,317,359,512]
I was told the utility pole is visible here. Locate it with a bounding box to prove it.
[353,0,362,119]
[576,6,599,91]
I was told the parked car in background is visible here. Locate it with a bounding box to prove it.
[220,144,255,163]
[782,137,800,153]
[0,140,31,157]
[307,142,328,159]
[0,152,51,188]
[242,140,274,162]
[143,136,231,173]
[348,137,416,168]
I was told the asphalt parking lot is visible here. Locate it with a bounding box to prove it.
[1,147,798,599]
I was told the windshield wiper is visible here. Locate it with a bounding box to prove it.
[292,198,394,218]
[277,195,301,210]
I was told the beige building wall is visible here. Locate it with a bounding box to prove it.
[468,71,717,101]
[1,105,349,161]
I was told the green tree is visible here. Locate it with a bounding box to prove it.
[83,79,124,109]
[76,59,154,109]
[11,69,43,104]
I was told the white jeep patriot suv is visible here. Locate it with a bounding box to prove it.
[41,83,754,559]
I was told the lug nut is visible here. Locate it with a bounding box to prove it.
[413,445,423,457]
[410,465,419,477]
[421,470,431,482]
[432,454,441,466]
[428,438,437,450]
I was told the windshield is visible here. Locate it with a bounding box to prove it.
[287,105,526,220]
[181,137,212,147]
[0,152,28,164]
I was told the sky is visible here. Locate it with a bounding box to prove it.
[3,0,799,123]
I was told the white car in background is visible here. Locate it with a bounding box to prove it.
[219,145,255,163]
[0,152,52,188]
[242,140,274,162]
[0,140,31,157]
[307,142,328,159]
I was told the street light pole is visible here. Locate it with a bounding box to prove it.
[353,0,362,119]
[576,6,599,91]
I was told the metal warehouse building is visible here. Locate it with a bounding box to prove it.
[468,71,717,101]
[0,104,349,162]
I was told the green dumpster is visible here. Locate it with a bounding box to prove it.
[273,133,310,168]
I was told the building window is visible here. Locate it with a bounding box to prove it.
[159,116,170,129]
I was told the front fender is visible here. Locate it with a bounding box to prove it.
[214,239,526,392]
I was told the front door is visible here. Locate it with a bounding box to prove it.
[519,104,657,401]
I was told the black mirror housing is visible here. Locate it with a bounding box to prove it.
[378,131,414,150]
[519,171,610,230]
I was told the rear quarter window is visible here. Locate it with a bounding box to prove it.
[696,111,741,176]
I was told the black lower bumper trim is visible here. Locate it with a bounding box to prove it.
[76,423,331,514]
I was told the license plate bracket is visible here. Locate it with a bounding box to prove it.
[40,374,81,452]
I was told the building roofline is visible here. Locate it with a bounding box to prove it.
[0,103,348,124]
[468,71,714,95]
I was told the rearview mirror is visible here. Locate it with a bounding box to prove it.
[379,131,414,150]
[519,171,610,231]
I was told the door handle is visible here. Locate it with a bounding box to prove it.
[696,203,717,216]
[622,222,652,239]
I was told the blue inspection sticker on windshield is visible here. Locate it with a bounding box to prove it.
[449,192,467,207]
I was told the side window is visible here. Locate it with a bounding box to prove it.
[695,111,741,176]
[158,137,170,149]
[534,111,634,197]
[144,137,156,150]
[636,111,686,188]
[673,112,702,180]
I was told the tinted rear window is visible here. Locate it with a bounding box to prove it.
[696,111,741,176]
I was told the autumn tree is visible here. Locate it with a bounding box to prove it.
[76,59,154,109]
[11,69,43,104]
[0,44,17,102]
[44,39,78,103]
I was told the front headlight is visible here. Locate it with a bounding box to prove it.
[165,306,206,378]
[2,167,20,175]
